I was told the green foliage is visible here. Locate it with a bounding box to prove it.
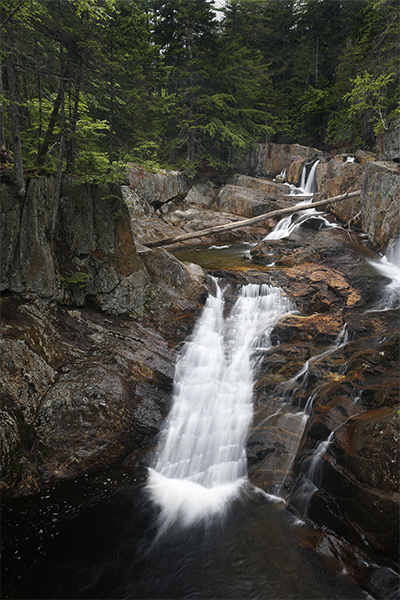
[344,71,399,135]
[2,0,399,176]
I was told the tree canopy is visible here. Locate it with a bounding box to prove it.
[1,0,399,180]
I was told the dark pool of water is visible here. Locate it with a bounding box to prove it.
[170,243,265,271]
[2,467,370,600]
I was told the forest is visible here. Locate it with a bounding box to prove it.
[1,0,399,185]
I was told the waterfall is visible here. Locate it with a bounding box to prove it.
[147,281,294,531]
[284,160,320,197]
[303,160,319,195]
[289,432,335,520]
[369,237,400,310]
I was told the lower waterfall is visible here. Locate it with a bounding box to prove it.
[147,281,295,530]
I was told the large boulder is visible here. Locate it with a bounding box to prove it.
[215,184,289,218]
[318,157,363,225]
[360,160,400,250]
[228,174,288,196]
[376,117,400,162]
[184,180,219,207]
[125,164,187,208]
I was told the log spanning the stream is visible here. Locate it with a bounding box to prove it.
[145,190,361,248]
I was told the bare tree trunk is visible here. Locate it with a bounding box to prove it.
[0,54,6,147]
[145,191,361,248]
[6,47,25,196]
[109,72,114,165]
[37,85,62,165]
[51,45,66,238]
[66,55,83,172]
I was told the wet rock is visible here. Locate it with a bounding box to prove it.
[251,227,382,314]
[273,313,345,346]
[288,311,400,565]
[0,295,202,496]
[306,407,399,565]
[286,157,306,186]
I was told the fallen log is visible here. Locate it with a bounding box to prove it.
[144,190,361,248]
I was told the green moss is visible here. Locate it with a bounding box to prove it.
[61,272,90,289]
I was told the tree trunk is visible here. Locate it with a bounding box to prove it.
[51,45,66,238]
[66,55,83,172]
[145,191,361,248]
[0,54,6,147]
[37,84,63,166]
[109,72,114,165]
[6,47,25,196]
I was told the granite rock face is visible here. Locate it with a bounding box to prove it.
[360,160,400,250]
[125,163,187,208]
[376,117,400,162]
[0,176,150,315]
[0,172,207,496]
[250,143,323,178]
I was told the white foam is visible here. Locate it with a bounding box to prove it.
[147,469,246,532]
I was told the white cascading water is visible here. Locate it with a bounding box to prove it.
[369,237,400,310]
[303,160,320,195]
[147,281,295,532]
[264,160,339,241]
[284,160,320,197]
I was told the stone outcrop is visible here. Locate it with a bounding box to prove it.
[245,142,323,178]
[215,184,283,218]
[0,298,180,495]
[1,176,149,315]
[360,160,400,250]
[125,163,187,210]
[0,172,208,495]
[376,117,400,162]
[316,158,363,225]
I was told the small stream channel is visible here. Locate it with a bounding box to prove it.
[2,216,399,599]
